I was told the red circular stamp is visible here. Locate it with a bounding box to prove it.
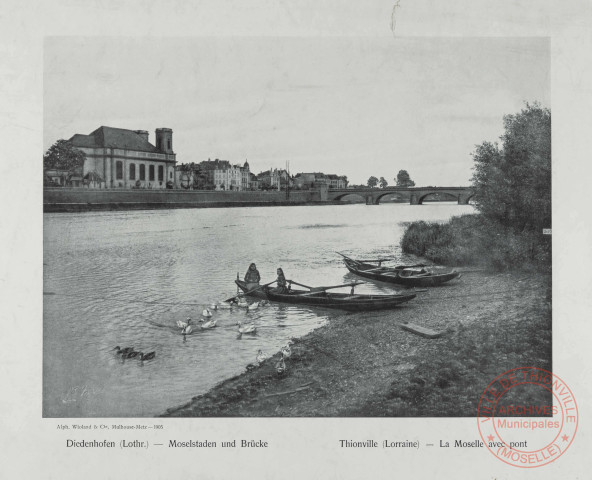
[477,367,578,468]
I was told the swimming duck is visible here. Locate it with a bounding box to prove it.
[123,350,139,359]
[275,357,287,375]
[201,318,217,330]
[138,351,156,361]
[177,318,191,329]
[237,321,256,334]
[247,302,259,311]
[202,308,213,318]
[177,318,193,335]
[236,298,249,308]
[113,346,134,356]
[256,349,268,364]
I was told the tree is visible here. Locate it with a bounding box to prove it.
[379,177,388,188]
[396,170,415,187]
[471,102,551,232]
[43,139,85,173]
[367,176,378,188]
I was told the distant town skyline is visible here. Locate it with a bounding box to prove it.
[44,37,549,186]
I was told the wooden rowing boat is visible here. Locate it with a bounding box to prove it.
[339,253,460,287]
[235,279,415,312]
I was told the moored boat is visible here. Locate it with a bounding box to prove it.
[339,253,460,287]
[235,279,415,312]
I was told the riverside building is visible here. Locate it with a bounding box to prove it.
[68,126,177,189]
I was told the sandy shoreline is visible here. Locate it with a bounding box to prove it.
[162,270,551,417]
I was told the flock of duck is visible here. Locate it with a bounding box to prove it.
[172,299,292,375]
[114,297,292,375]
[113,346,156,362]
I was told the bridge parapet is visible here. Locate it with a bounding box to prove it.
[327,186,474,205]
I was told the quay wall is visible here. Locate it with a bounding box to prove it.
[43,188,328,212]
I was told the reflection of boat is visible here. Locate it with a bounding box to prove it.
[235,279,415,312]
[339,254,460,287]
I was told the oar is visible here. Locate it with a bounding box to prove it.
[224,280,276,303]
[288,280,364,292]
[287,279,314,289]
[310,281,364,292]
[356,258,392,263]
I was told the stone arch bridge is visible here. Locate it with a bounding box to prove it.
[327,186,474,205]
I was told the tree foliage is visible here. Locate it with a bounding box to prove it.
[379,177,388,188]
[471,103,551,232]
[43,140,85,172]
[396,170,415,187]
[367,176,378,187]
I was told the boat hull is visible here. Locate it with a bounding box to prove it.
[343,258,460,287]
[234,280,269,300]
[235,280,415,311]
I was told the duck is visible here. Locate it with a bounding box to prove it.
[202,308,213,318]
[256,349,268,364]
[123,350,139,359]
[138,351,156,361]
[281,342,293,358]
[247,302,259,311]
[275,357,287,375]
[113,346,134,356]
[177,318,191,329]
[236,298,249,308]
[237,321,256,334]
[259,300,269,307]
[201,318,217,330]
[177,318,193,335]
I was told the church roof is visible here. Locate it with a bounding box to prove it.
[69,126,160,153]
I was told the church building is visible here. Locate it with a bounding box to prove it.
[68,126,177,189]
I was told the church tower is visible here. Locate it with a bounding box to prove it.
[155,128,173,153]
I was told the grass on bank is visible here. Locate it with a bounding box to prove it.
[401,214,551,272]
[350,277,552,417]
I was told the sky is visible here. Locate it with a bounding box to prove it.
[44,36,549,186]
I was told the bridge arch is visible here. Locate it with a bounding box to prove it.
[375,192,407,204]
[332,192,367,203]
[417,191,460,204]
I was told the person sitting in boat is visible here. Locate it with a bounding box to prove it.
[244,263,261,289]
[274,268,290,294]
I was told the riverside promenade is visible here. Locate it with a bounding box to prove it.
[43,187,331,212]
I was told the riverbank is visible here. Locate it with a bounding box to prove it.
[44,200,343,213]
[43,186,341,212]
[163,270,551,417]
[401,214,552,272]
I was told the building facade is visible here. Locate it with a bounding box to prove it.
[68,126,177,189]
[257,169,281,190]
[198,159,241,190]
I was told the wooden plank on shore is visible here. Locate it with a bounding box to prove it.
[400,323,445,339]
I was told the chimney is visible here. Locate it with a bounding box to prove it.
[135,130,149,143]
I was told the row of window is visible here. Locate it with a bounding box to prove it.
[115,161,166,182]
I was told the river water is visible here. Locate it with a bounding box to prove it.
[43,202,474,417]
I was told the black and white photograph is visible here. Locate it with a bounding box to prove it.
[3,0,591,478]
[43,35,552,419]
